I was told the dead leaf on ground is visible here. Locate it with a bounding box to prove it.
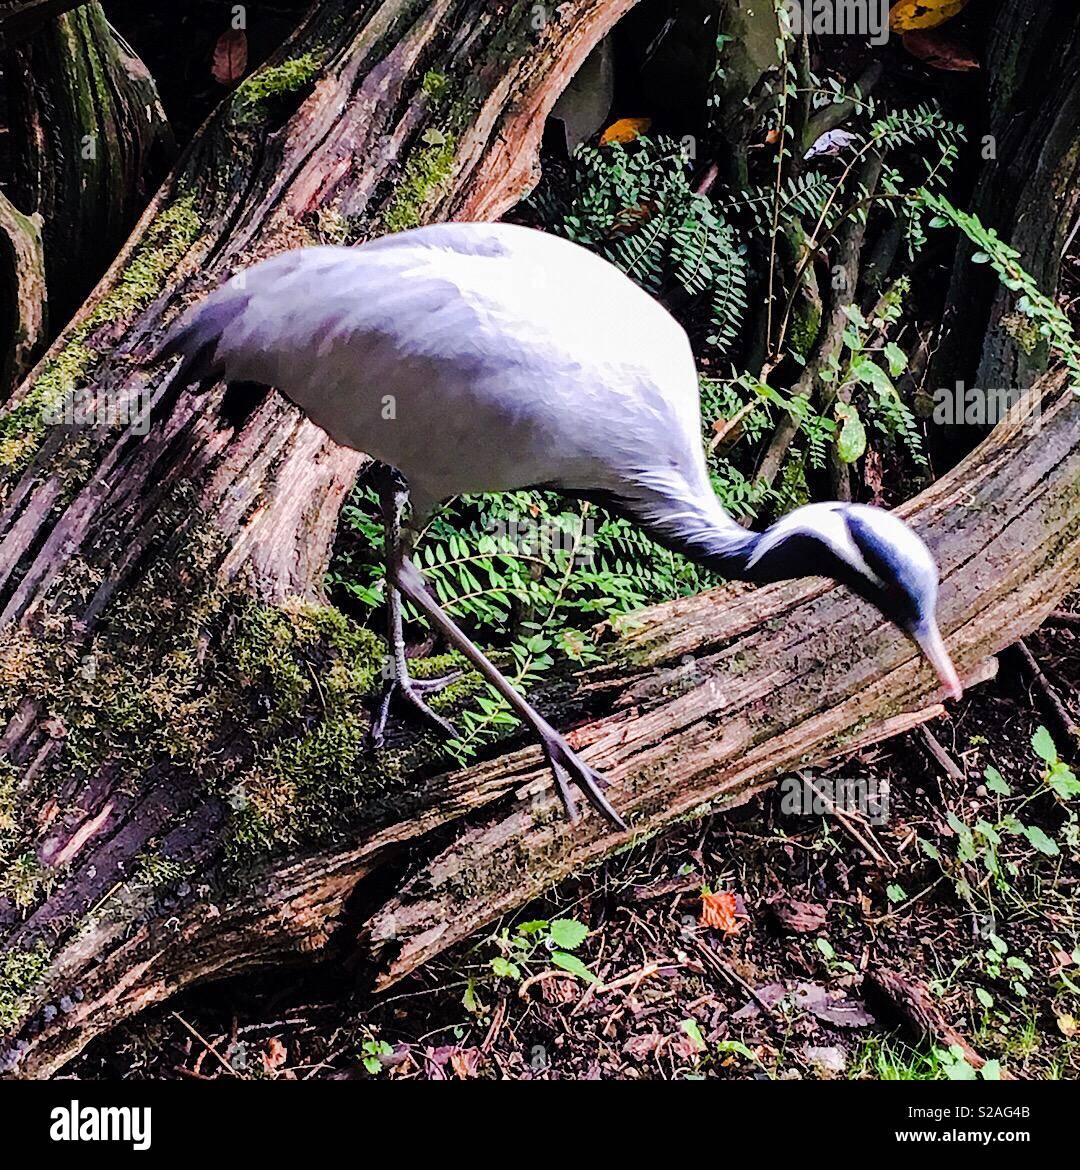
[450,1047,481,1079]
[902,29,979,70]
[792,982,876,1028]
[802,1043,848,1074]
[623,1032,663,1060]
[212,29,248,86]
[769,897,828,934]
[261,1036,287,1074]
[700,889,743,933]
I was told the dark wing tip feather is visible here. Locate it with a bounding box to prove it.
[151,291,250,391]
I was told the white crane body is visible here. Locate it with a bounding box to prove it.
[163,221,961,829]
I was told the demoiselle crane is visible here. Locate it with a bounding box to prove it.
[161,222,962,831]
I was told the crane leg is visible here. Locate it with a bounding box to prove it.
[368,469,462,748]
[388,554,628,833]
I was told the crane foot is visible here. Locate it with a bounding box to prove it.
[368,671,463,747]
[539,730,628,832]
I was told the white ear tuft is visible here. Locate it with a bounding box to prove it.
[747,502,885,586]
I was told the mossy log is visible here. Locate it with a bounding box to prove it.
[3,2,175,330]
[0,192,46,394]
[0,0,639,1079]
[0,0,1077,1079]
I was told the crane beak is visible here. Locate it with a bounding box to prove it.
[912,622,962,701]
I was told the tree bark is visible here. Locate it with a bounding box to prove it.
[0,192,46,394]
[3,2,175,330]
[0,0,1077,1081]
[933,0,1080,395]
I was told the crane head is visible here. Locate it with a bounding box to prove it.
[746,502,962,700]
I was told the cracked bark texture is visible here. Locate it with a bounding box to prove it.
[0,0,1077,1081]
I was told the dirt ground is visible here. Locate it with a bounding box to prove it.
[66,608,1079,1081]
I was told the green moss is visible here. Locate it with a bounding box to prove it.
[790,294,823,360]
[133,849,190,891]
[380,135,457,235]
[232,54,320,121]
[0,194,201,470]
[422,70,449,100]
[0,852,47,909]
[0,942,50,1031]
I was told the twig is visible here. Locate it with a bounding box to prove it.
[170,1011,237,1077]
[1015,640,1078,746]
[919,726,965,782]
[797,771,895,868]
[865,967,1012,1077]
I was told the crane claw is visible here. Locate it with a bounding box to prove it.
[368,672,462,748]
[540,733,628,832]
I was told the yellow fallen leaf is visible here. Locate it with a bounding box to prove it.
[600,117,652,146]
[1058,1014,1078,1038]
[889,0,969,32]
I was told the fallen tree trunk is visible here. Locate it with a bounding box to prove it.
[0,0,1077,1080]
[4,372,1077,1077]
[0,0,641,1078]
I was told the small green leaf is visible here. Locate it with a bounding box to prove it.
[680,1018,707,1052]
[1031,725,1057,765]
[886,883,907,904]
[918,837,941,861]
[836,403,867,463]
[550,951,598,983]
[883,342,908,377]
[980,1059,1002,1081]
[983,765,1011,796]
[515,919,549,936]
[842,304,869,330]
[975,987,994,1009]
[1046,762,1080,800]
[548,918,589,951]
[490,957,520,980]
[1024,825,1060,856]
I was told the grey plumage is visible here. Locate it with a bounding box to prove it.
[160,222,961,829]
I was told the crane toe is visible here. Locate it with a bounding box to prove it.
[368,672,462,748]
[540,734,627,832]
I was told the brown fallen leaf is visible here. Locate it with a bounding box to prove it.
[449,1046,481,1079]
[700,889,742,933]
[212,29,248,87]
[600,116,652,146]
[623,1032,663,1060]
[792,982,876,1028]
[261,1036,287,1074]
[769,897,828,934]
[902,29,979,71]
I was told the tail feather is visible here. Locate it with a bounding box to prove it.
[155,289,250,390]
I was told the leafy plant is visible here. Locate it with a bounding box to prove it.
[486,916,596,985]
[531,136,749,357]
[922,190,1080,389]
